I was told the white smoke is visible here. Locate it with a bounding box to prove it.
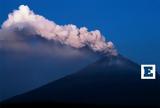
[1,5,117,56]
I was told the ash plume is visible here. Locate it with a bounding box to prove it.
[1,5,117,55]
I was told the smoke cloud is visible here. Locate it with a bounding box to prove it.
[1,5,117,56]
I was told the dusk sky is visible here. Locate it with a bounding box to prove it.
[0,0,160,71]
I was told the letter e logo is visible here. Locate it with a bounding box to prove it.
[141,64,156,79]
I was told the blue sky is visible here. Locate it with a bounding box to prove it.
[0,0,160,71]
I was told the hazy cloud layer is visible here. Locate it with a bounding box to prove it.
[1,5,117,56]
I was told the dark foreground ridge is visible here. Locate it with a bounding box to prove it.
[2,55,160,108]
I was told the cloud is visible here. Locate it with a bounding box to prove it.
[1,5,117,56]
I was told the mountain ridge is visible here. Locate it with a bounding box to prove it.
[2,54,160,107]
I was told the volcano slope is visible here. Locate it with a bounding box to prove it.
[2,54,160,107]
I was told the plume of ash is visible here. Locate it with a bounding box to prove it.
[1,5,117,56]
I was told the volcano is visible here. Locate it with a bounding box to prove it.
[2,54,160,107]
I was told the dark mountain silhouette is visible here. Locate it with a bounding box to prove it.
[2,55,160,107]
